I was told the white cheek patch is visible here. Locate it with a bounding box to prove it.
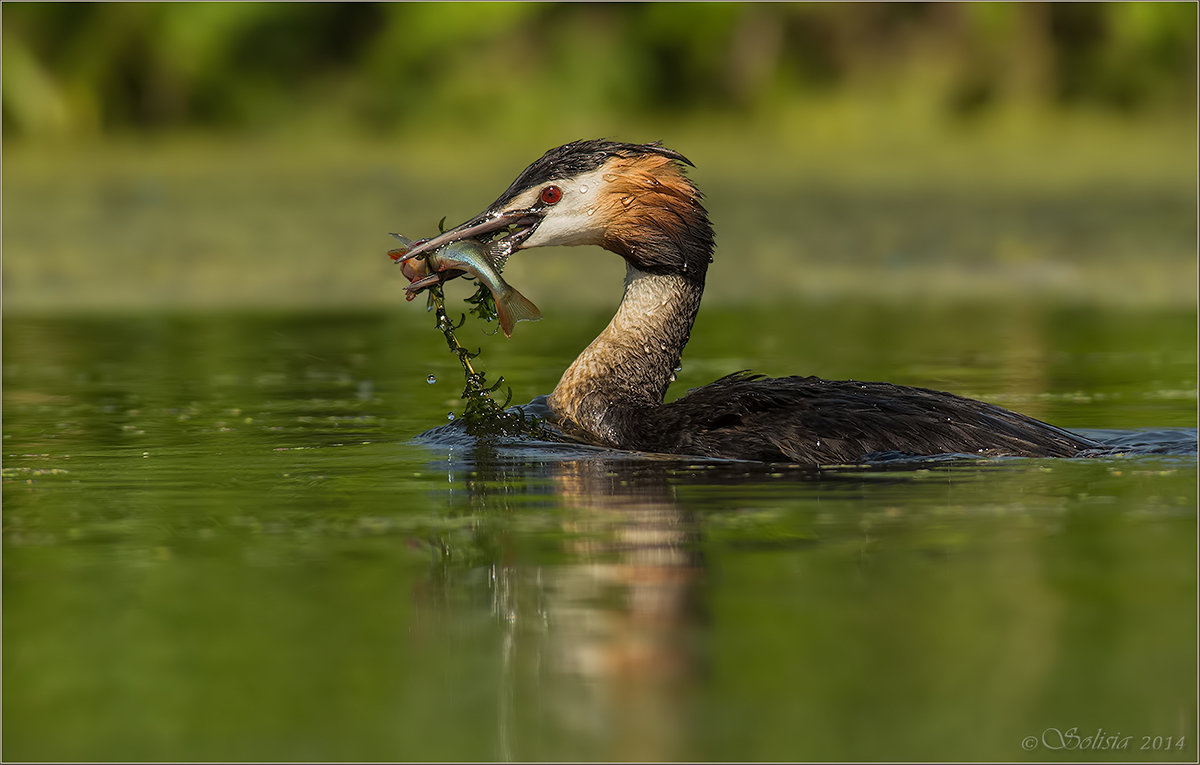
[521,167,612,248]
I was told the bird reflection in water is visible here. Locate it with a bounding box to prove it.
[532,458,705,760]
[407,442,1069,759]
[414,445,708,761]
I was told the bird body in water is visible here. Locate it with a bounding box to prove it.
[396,139,1098,464]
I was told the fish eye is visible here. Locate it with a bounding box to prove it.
[540,185,562,205]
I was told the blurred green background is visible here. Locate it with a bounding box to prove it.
[4,2,1196,139]
[3,1,1196,313]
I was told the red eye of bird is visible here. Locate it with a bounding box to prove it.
[540,185,562,205]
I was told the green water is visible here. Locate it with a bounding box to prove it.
[3,301,1196,762]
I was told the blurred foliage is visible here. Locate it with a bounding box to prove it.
[2,2,1196,140]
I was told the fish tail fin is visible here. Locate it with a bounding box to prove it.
[495,288,542,337]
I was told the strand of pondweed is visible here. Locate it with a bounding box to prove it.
[427,281,546,438]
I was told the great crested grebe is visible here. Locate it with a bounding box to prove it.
[397,139,1098,463]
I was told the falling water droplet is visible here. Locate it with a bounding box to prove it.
[579,184,589,193]
[426,374,437,384]
[447,412,456,421]
[587,208,596,216]
[674,364,683,372]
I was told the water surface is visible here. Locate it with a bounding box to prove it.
[3,303,1196,761]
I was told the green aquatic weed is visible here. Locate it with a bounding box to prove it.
[425,280,546,440]
[464,283,499,324]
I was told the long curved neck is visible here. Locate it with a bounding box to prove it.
[548,264,703,447]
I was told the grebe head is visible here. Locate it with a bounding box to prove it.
[396,139,714,280]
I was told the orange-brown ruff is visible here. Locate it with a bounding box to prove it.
[401,139,1098,463]
[598,154,706,265]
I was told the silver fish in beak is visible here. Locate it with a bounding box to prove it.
[390,208,542,269]
[390,234,541,338]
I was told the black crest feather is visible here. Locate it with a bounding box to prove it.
[490,139,692,209]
